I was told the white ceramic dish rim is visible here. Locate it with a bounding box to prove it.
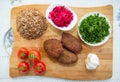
[46,3,77,31]
[78,12,112,46]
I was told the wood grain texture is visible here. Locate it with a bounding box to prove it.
[10,4,113,80]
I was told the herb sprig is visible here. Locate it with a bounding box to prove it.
[79,13,110,44]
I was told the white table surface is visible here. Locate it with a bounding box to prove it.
[0,0,120,82]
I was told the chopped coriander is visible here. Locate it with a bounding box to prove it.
[78,13,110,44]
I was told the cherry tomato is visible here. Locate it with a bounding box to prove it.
[18,61,29,73]
[28,50,41,64]
[33,62,46,74]
[17,47,29,59]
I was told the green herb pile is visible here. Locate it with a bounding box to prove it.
[78,13,110,44]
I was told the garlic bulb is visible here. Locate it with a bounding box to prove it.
[85,53,100,70]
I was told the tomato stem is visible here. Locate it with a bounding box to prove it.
[36,66,41,71]
[20,53,25,58]
[30,54,37,60]
[19,66,24,71]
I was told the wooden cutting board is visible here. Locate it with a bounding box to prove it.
[10,4,113,80]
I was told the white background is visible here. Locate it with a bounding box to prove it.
[0,0,120,82]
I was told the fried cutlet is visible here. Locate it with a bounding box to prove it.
[61,32,82,54]
[58,49,78,64]
[44,39,64,58]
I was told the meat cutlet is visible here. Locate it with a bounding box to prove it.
[61,32,82,54]
[44,39,64,58]
[58,49,78,64]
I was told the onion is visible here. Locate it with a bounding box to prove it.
[48,6,73,27]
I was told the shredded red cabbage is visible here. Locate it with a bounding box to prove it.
[49,6,73,27]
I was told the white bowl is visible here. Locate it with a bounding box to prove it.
[46,3,77,31]
[78,12,112,46]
